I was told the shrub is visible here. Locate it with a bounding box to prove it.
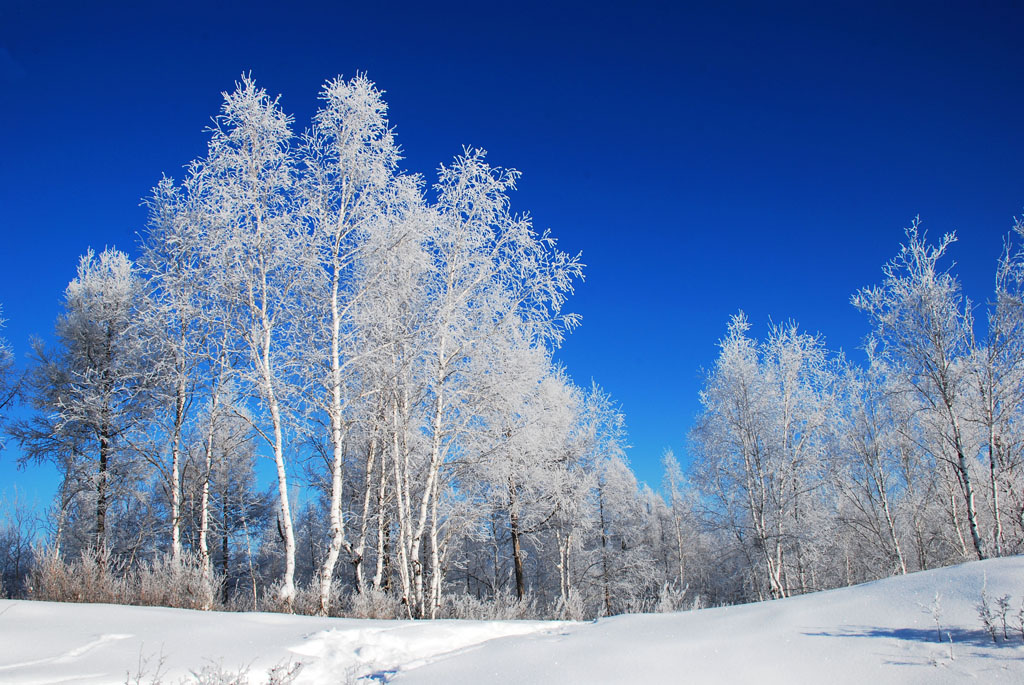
[345,587,403,619]
[29,547,128,604]
[29,548,220,610]
[135,553,219,610]
[442,589,541,620]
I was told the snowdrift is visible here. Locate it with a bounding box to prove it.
[2,556,1024,683]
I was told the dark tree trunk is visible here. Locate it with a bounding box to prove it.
[508,479,526,600]
[222,491,230,603]
[96,425,111,558]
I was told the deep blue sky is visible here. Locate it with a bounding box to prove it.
[2,1,1024,505]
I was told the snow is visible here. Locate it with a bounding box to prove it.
[3,556,1024,683]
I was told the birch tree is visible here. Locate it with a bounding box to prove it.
[468,347,576,601]
[661,449,693,588]
[297,74,419,614]
[833,355,909,577]
[576,383,655,615]
[692,314,834,599]
[140,177,205,564]
[196,76,306,604]
[968,222,1024,555]
[388,148,581,617]
[853,222,985,560]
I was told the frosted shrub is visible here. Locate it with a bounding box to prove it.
[654,582,689,613]
[996,595,1012,640]
[974,582,1024,645]
[978,583,999,643]
[555,589,587,621]
[927,592,943,643]
[1017,599,1024,642]
[29,547,127,604]
[442,593,487,620]
[224,586,261,613]
[286,582,329,616]
[257,585,297,615]
[256,581,326,616]
[346,587,402,619]
[135,553,219,610]
[29,547,224,610]
[443,589,541,620]
[189,661,301,685]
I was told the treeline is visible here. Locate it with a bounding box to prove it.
[1,74,1023,620]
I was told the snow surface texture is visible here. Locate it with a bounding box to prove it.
[2,556,1024,683]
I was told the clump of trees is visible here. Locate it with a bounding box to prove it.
[690,221,1024,603]
[2,75,670,619]
[2,74,1023,619]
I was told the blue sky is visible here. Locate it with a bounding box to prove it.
[2,1,1024,504]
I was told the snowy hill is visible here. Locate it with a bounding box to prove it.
[3,556,1024,684]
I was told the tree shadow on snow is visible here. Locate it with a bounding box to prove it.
[803,625,1024,669]
[804,625,1016,650]
[364,668,398,682]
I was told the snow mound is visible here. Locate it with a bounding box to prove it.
[397,556,1024,684]
[2,556,1024,683]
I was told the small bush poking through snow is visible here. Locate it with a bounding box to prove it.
[978,581,999,643]
[975,574,1024,646]
[189,660,302,685]
[124,651,302,685]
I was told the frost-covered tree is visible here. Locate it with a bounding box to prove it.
[853,222,985,560]
[11,74,617,616]
[177,402,271,604]
[966,221,1024,556]
[194,76,307,604]
[0,305,16,448]
[13,248,156,556]
[384,148,581,617]
[661,449,695,588]
[832,354,910,578]
[576,384,655,615]
[139,176,208,563]
[0,492,36,597]
[463,348,576,601]
[692,314,836,600]
[296,74,423,614]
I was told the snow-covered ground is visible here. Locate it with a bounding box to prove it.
[3,556,1024,683]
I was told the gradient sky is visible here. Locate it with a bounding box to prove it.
[2,1,1024,507]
